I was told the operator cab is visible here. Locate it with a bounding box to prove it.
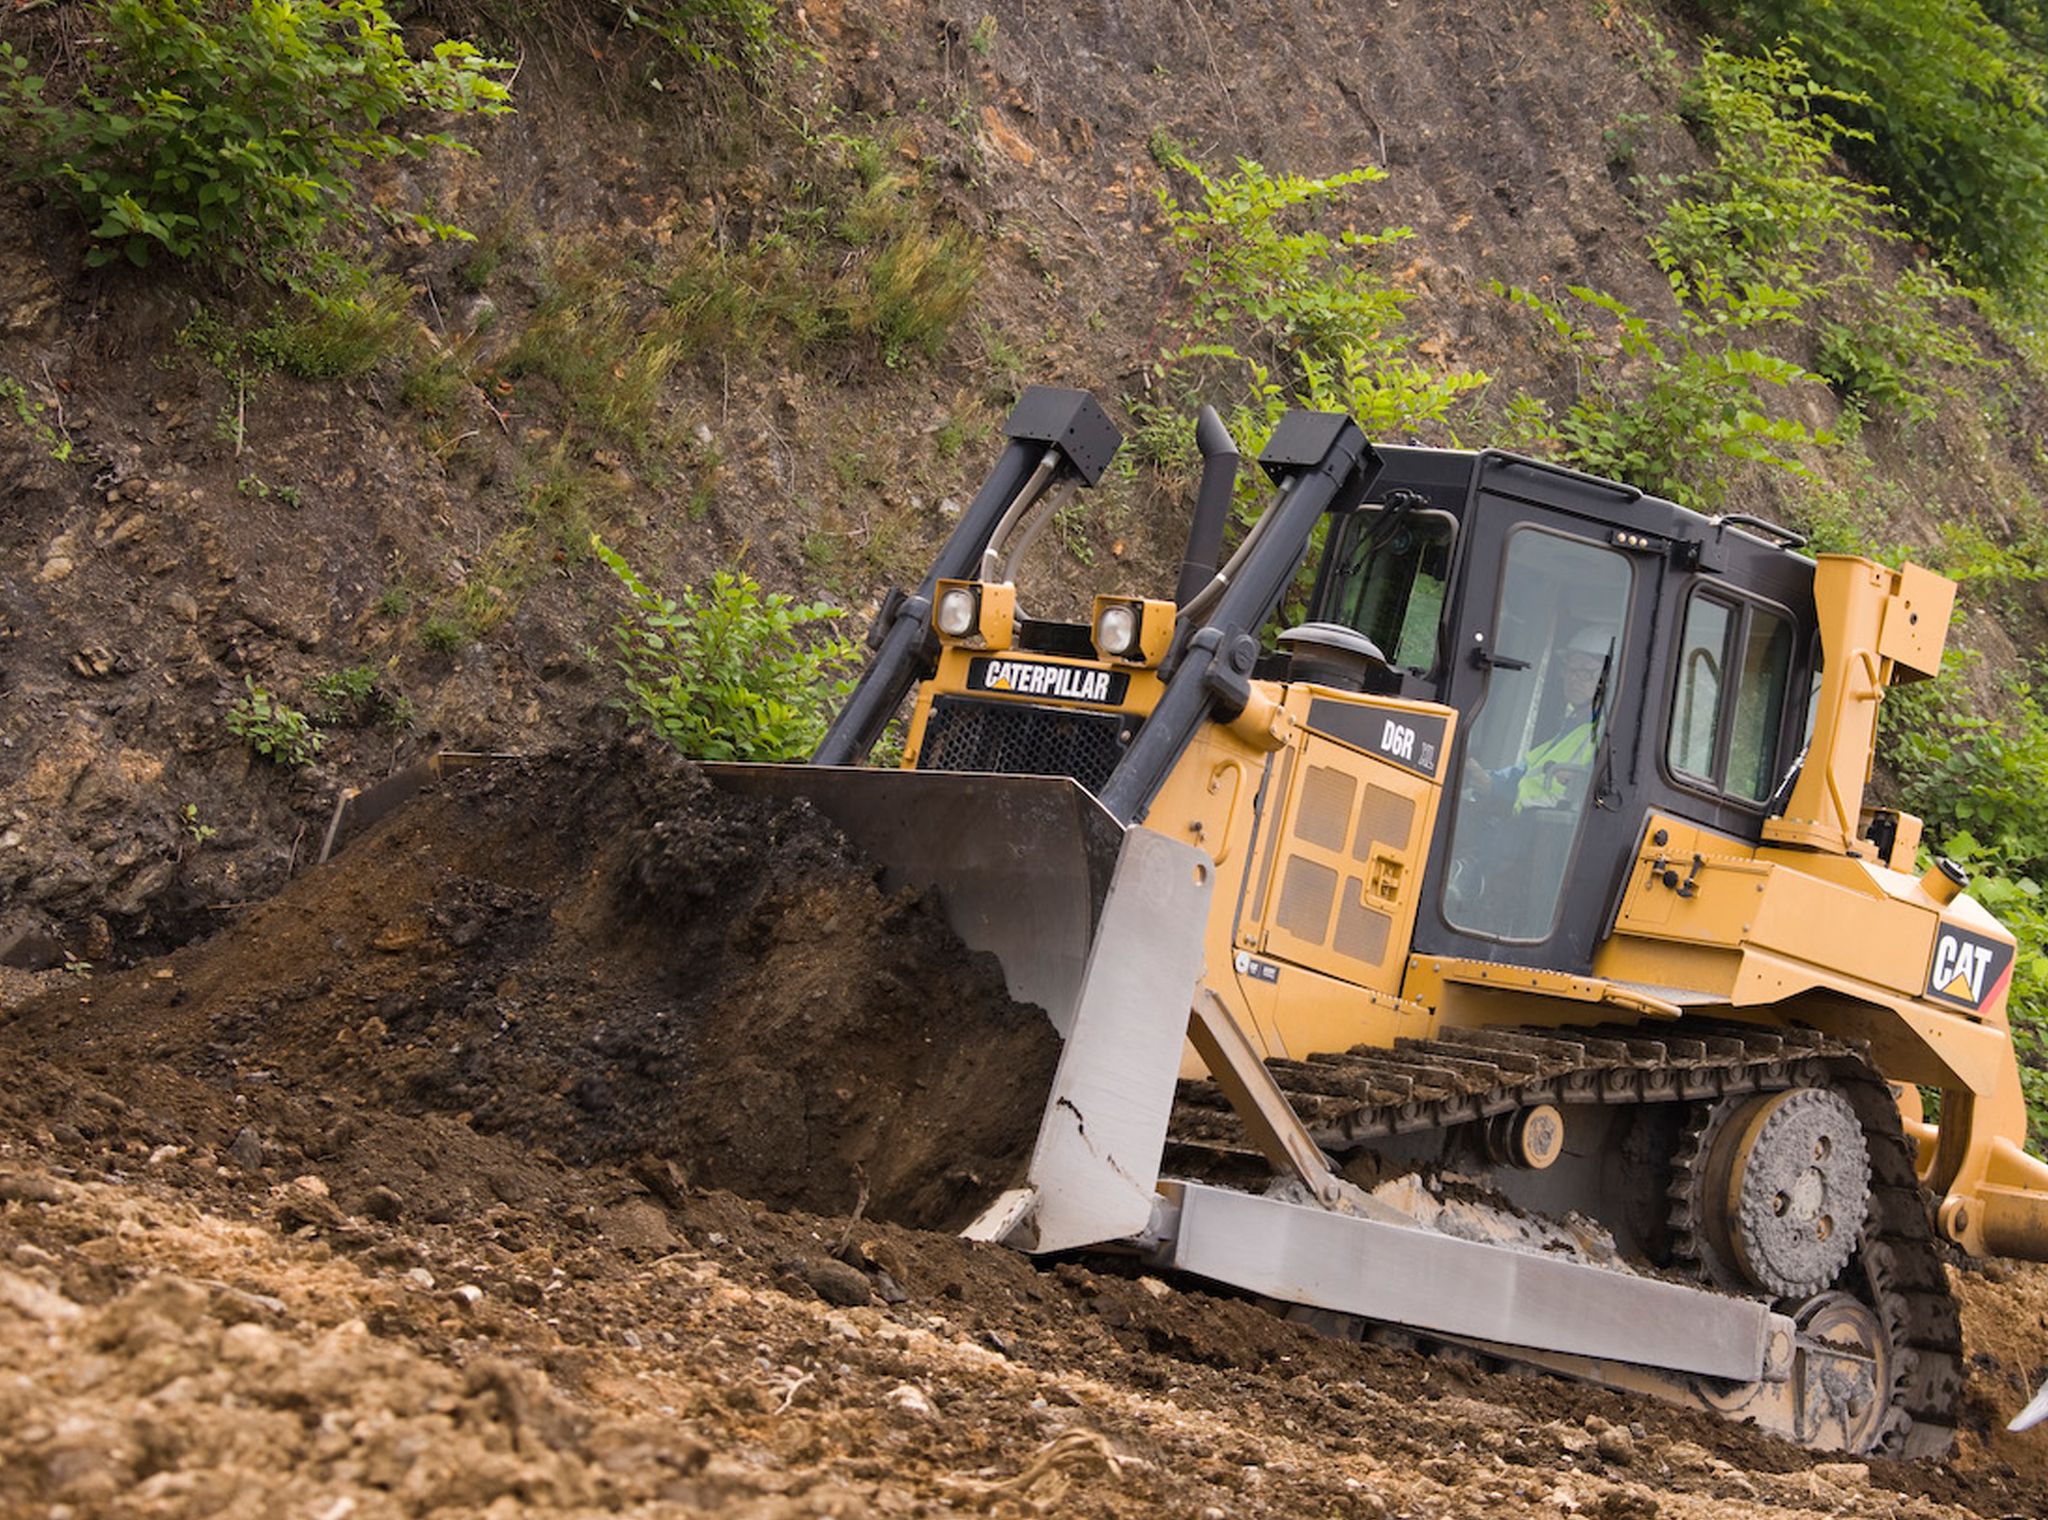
[1304,448,1817,974]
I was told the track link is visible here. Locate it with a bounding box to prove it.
[1169,1020,1962,1457]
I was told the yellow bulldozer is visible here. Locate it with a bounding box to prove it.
[709,386,2048,1457]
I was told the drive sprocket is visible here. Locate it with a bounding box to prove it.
[1680,1087,1872,1298]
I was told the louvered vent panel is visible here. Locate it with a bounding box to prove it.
[1296,764,1357,851]
[1353,785,1416,861]
[1275,857,1339,944]
[1333,885,1393,965]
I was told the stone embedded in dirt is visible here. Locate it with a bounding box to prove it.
[0,926,65,972]
[1596,1425,1636,1465]
[67,646,116,679]
[356,1185,405,1222]
[0,1171,65,1204]
[799,1257,874,1308]
[885,1384,935,1419]
[226,1127,265,1171]
[218,1322,285,1365]
[597,1200,677,1254]
[0,1268,81,1326]
[1812,1461,1869,1487]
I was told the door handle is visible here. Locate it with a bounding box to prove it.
[1468,641,1530,671]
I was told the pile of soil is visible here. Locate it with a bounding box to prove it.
[0,741,1060,1232]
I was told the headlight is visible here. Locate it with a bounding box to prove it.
[935,586,978,638]
[1095,603,1139,657]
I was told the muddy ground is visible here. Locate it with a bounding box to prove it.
[4,753,2048,1519]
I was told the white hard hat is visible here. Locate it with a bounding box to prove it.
[1565,627,1614,660]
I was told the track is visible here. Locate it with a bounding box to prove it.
[1170,1019,1965,1456]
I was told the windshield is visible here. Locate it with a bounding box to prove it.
[1313,506,1457,674]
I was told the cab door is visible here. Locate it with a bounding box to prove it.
[1417,463,1661,972]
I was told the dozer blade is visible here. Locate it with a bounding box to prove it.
[702,764,1132,1036]
[703,764,1216,1252]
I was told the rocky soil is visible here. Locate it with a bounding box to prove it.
[5,755,2048,1518]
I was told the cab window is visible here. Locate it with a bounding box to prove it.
[1666,592,1793,803]
[1315,506,1457,674]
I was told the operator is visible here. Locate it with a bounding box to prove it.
[1464,627,1613,812]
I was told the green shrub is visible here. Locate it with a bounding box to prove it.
[852,223,982,367]
[227,677,324,766]
[0,0,510,281]
[1695,0,2048,298]
[503,252,684,451]
[1497,279,1831,510]
[248,273,414,379]
[1649,43,1890,302]
[1154,151,1416,375]
[1,374,73,462]
[1812,267,1988,423]
[308,664,410,727]
[1643,43,1987,425]
[593,537,856,762]
[1140,149,1487,515]
[620,0,782,78]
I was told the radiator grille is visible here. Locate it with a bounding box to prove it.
[1353,785,1416,861]
[1275,857,1339,944]
[1333,885,1393,965]
[1296,764,1358,851]
[916,695,1138,793]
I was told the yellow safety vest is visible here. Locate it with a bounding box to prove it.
[1515,716,1597,811]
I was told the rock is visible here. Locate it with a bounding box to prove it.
[358,1185,405,1222]
[800,1257,873,1308]
[0,1269,81,1325]
[0,1171,65,1204]
[68,646,117,679]
[1596,1425,1635,1465]
[404,1267,437,1291]
[630,1154,690,1208]
[218,1322,286,1364]
[505,1277,544,1307]
[36,555,74,584]
[452,1283,486,1307]
[226,1126,265,1171]
[1812,1461,1869,1487]
[0,925,66,971]
[289,1174,330,1199]
[885,1383,934,1418]
[596,1199,677,1253]
[165,590,200,623]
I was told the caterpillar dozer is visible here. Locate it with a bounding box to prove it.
[709,386,2048,1457]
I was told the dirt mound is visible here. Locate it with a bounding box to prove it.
[8,748,2048,1515]
[0,742,1058,1232]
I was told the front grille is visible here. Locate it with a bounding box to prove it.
[916,695,1139,793]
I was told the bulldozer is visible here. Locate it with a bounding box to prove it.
[707,386,2048,1458]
